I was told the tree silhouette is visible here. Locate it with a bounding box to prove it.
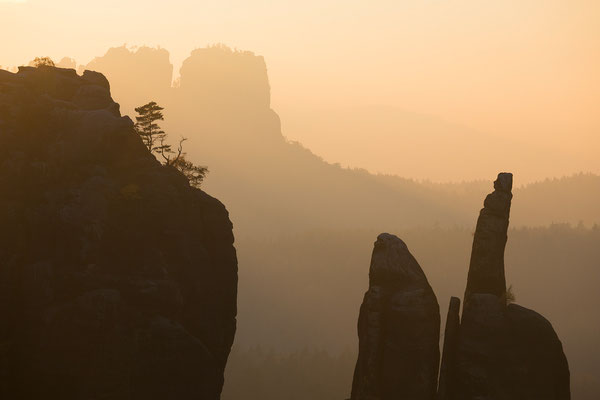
[134,101,208,187]
[31,57,55,67]
[172,155,208,188]
[134,101,167,153]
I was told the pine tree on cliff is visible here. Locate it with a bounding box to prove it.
[134,101,208,187]
[134,101,168,153]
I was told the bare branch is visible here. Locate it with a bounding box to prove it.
[172,137,187,165]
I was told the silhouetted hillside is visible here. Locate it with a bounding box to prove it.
[277,105,538,182]
[377,172,600,227]
[513,174,600,226]
[277,105,595,183]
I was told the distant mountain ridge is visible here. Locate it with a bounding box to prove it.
[277,104,571,183]
[74,45,600,233]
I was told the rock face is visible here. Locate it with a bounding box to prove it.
[351,233,440,400]
[441,173,570,400]
[0,66,237,399]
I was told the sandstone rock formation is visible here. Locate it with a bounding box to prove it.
[351,233,440,400]
[350,174,570,400]
[464,172,512,301]
[441,173,570,400]
[85,46,173,114]
[0,66,237,399]
[178,46,271,111]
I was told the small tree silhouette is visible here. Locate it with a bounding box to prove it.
[172,155,208,188]
[31,57,55,67]
[134,101,208,187]
[134,101,167,153]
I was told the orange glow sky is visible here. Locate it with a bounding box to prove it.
[2,0,599,181]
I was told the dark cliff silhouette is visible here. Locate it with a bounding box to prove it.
[0,66,237,399]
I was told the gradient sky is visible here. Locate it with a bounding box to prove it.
[2,0,599,181]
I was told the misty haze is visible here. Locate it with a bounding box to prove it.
[1,1,599,400]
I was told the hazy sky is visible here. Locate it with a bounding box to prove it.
[2,0,599,180]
